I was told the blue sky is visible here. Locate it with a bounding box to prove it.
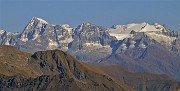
[0,0,180,32]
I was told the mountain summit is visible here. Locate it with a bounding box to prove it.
[0,17,180,82]
[30,17,48,24]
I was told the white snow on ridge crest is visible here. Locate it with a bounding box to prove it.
[139,23,162,32]
[0,30,5,34]
[36,17,48,24]
[32,17,48,24]
[109,33,133,40]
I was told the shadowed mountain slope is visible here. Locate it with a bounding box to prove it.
[97,64,180,91]
[0,45,133,91]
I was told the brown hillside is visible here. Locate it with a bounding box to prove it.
[0,45,133,91]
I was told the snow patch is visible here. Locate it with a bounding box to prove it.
[129,44,135,48]
[48,39,58,46]
[108,28,124,34]
[146,32,176,46]
[84,43,102,47]
[120,43,127,50]
[4,40,10,45]
[139,43,146,48]
[48,39,58,49]
[129,40,136,48]
[109,33,133,40]
[84,42,109,48]
[64,27,73,34]
[32,31,39,40]
[126,22,146,32]
[36,17,48,24]
[139,23,162,32]
[58,37,74,43]
[0,30,5,34]
[20,34,28,42]
[13,32,20,35]
[60,24,73,34]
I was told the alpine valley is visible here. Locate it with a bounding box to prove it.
[0,17,180,91]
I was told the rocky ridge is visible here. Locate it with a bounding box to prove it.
[1,17,180,81]
[0,45,133,91]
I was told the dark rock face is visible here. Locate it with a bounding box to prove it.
[0,75,83,91]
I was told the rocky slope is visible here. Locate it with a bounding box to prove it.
[99,33,180,81]
[0,45,179,91]
[0,45,133,91]
[1,17,180,82]
[97,64,180,91]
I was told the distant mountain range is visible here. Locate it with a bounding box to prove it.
[0,17,180,82]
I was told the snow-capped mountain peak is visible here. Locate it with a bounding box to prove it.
[31,17,48,24]
[25,17,48,29]
[0,17,179,56]
[19,17,49,42]
[110,22,167,32]
[0,30,5,34]
[108,22,177,47]
[0,18,180,82]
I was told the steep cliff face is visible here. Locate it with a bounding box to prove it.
[4,17,73,53]
[68,23,114,62]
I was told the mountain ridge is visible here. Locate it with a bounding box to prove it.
[0,45,134,91]
[1,17,180,82]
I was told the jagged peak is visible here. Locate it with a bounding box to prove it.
[23,17,48,31]
[0,30,12,35]
[0,30,5,34]
[75,22,95,30]
[30,17,48,24]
